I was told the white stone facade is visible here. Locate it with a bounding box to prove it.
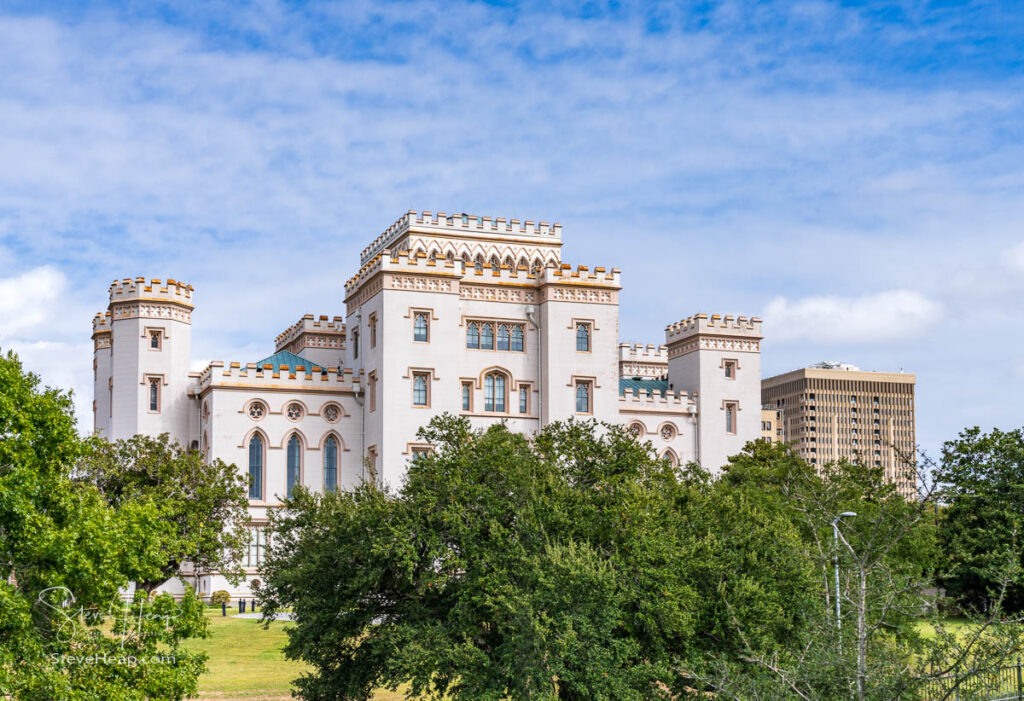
[92,210,763,599]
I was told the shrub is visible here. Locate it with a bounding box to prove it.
[209,590,231,606]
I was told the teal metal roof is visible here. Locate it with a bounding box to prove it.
[254,350,326,373]
[619,377,669,396]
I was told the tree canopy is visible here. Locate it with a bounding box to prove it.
[0,349,209,700]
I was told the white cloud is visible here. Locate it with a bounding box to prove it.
[765,290,940,344]
[1006,242,1024,272]
[0,266,68,337]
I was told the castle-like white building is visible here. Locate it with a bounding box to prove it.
[92,210,763,597]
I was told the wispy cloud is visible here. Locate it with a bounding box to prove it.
[765,290,941,344]
[0,0,1022,453]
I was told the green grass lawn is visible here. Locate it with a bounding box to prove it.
[183,608,407,700]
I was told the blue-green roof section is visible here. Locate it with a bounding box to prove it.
[619,377,669,396]
[253,350,327,373]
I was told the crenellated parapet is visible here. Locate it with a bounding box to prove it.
[108,277,194,323]
[274,314,346,355]
[665,313,763,358]
[92,311,112,350]
[196,361,364,394]
[618,343,668,379]
[618,387,697,414]
[359,209,563,267]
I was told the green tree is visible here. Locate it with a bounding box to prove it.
[78,433,250,593]
[0,349,209,700]
[692,441,1024,701]
[258,417,815,700]
[936,426,1024,612]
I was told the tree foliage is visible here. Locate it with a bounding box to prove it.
[0,349,209,700]
[936,426,1024,613]
[258,417,816,700]
[78,433,250,593]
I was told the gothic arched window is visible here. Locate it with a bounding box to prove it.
[466,322,480,349]
[575,381,591,413]
[324,436,338,493]
[248,434,263,500]
[414,313,429,342]
[484,372,507,412]
[480,323,494,350]
[511,326,524,352]
[576,323,591,352]
[497,324,510,351]
[474,255,484,273]
[286,434,302,498]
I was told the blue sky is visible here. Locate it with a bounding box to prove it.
[1,0,1022,459]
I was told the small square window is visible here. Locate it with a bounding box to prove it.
[149,331,161,350]
[724,359,737,379]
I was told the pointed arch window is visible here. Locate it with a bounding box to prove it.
[497,325,510,351]
[511,326,524,352]
[466,322,480,349]
[490,256,499,270]
[413,373,429,406]
[323,436,338,493]
[286,434,302,498]
[480,323,494,350]
[484,372,507,412]
[518,257,528,270]
[414,313,429,342]
[248,434,263,500]
[575,381,591,413]
[576,323,591,352]
[474,256,484,273]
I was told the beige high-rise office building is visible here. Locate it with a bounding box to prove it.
[761,362,916,490]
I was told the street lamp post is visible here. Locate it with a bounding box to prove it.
[832,511,858,641]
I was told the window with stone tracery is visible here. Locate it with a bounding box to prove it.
[286,403,304,421]
[660,424,676,440]
[323,404,340,422]
[248,401,266,420]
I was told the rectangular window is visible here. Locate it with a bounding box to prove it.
[725,402,737,434]
[369,372,377,412]
[575,380,592,413]
[147,378,161,413]
[412,372,430,406]
[149,330,161,350]
[724,359,737,379]
[413,312,429,342]
[519,385,529,413]
[369,313,377,348]
[353,327,359,359]
[462,381,472,411]
[576,323,591,352]
[246,525,267,567]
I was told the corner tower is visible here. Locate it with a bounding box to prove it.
[102,277,195,445]
[666,314,763,472]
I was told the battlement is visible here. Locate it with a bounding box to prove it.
[618,343,668,362]
[665,313,763,344]
[543,263,620,286]
[619,387,696,413]
[196,360,364,394]
[92,311,112,335]
[274,314,346,353]
[109,277,194,308]
[360,210,563,265]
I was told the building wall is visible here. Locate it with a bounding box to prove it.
[761,366,917,492]
[96,210,766,600]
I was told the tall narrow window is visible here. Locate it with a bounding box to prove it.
[369,372,377,412]
[576,323,590,352]
[519,385,529,414]
[724,360,737,379]
[353,327,359,359]
[497,325,510,351]
[149,331,161,349]
[413,373,429,406]
[725,402,737,435]
[148,378,160,412]
[367,446,378,484]
[248,434,263,499]
[474,256,483,272]
[462,382,472,411]
[369,314,377,348]
[511,325,524,351]
[287,434,301,498]
[575,381,591,413]
[484,372,506,412]
[481,323,494,350]
[414,313,429,342]
[466,322,480,349]
[323,436,338,493]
